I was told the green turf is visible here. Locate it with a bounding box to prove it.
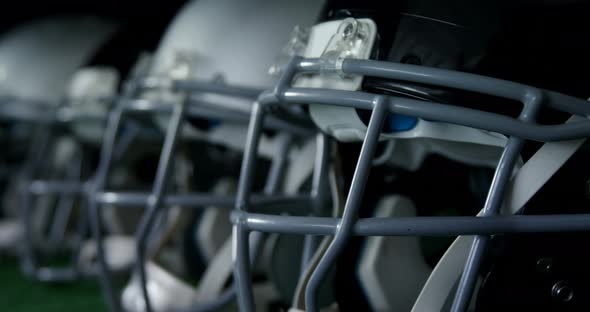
[0,258,106,311]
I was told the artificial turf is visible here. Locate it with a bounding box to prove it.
[0,258,106,311]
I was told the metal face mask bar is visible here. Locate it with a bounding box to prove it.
[18,68,119,282]
[87,0,327,309]
[231,54,590,312]
[0,86,116,282]
[0,16,118,283]
[86,68,316,312]
[19,117,93,282]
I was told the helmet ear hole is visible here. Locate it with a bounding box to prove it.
[400,54,422,65]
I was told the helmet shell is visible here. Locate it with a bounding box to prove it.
[0,16,117,105]
[151,0,324,89]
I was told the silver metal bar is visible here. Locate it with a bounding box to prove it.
[129,76,264,100]
[18,123,87,283]
[186,97,315,135]
[28,180,86,195]
[20,125,53,278]
[7,74,294,309]
[233,102,266,312]
[235,56,590,312]
[49,194,77,244]
[451,139,523,312]
[231,211,590,236]
[32,267,78,282]
[93,191,311,209]
[136,99,187,312]
[177,231,266,312]
[119,97,314,136]
[173,79,264,99]
[340,58,589,116]
[263,134,292,194]
[305,97,388,312]
[341,58,531,103]
[87,104,126,312]
[71,192,90,277]
[226,126,293,311]
[130,87,297,310]
[48,151,83,247]
[112,121,143,161]
[451,94,543,312]
[258,88,590,142]
[223,56,590,312]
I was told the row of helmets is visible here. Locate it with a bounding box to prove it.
[1,0,589,312]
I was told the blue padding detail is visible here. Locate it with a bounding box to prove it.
[386,114,418,132]
[208,119,221,128]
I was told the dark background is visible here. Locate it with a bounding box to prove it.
[0,0,188,78]
[0,0,186,31]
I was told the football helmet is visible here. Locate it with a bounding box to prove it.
[83,0,325,311]
[0,15,118,281]
[4,5,189,285]
[229,1,590,312]
[2,1,590,312]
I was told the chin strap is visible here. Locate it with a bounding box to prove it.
[291,147,344,311]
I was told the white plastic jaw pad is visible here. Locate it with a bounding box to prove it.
[121,243,232,312]
[122,261,198,312]
[296,18,375,142]
[358,195,431,312]
[295,18,376,143]
[122,237,281,312]
[299,19,507,169]
[296,18,376,90]
[203,123,284,159]
[196,178,236,261]
[382,121,507,170]
[0,219,23,254]
[78,235,136,275]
